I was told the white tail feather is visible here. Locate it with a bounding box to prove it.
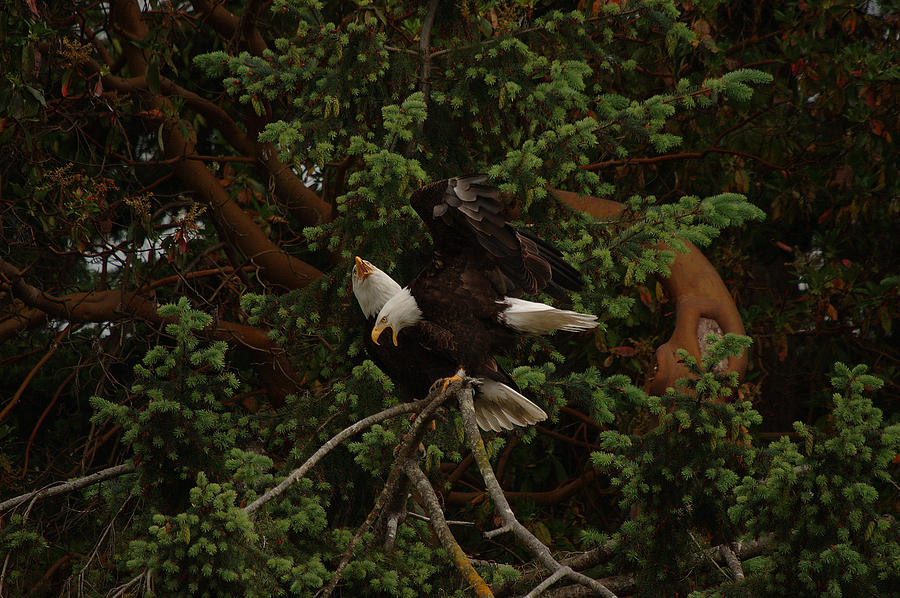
[497,297,598,334]
[473,380,547,432]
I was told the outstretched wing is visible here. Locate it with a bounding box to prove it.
[410,175,583,296]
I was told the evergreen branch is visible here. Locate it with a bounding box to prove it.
[457,390,618,598]
[405,461,494,597]
[0,463,136,513]
[244,397,430,515]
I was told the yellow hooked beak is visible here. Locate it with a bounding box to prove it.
[355,256,373,280]
[371,322,398,346]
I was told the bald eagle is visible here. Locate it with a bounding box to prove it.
[368,175,597,415]
[351,257,547,431]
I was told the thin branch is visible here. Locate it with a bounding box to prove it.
[244,398,429,515]
[503,539,769,597]
[0,463,135,512]
[418,0,439,104]
[405,511,475,526]
[457,390,618,598]
[540,575,635,597]
[524,568,570,598]
[719,544,745,582]
[405,462,493,597]
[582,144,782,171]
[446,467,606,506]
[0,324,75,423]
[319,381,459,598]
[492,540,617,597]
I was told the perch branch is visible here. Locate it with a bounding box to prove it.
[457,390,617,598]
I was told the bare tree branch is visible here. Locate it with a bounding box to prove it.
[457,388,618,598]
[0,463,135,513]
[245,398,430,515]
[405,462,493,597]
[320,381,460,598]
[720,544,745,582]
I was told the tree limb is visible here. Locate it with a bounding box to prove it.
[0,463,135,512]
[457,388,618,598]
[100,0,325,289]
[0,257,300,402]
[244,398,430,515]
[719,543,745,582]
[405,462,493,597]
[320,380,460,598]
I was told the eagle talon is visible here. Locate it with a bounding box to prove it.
[438,367,467,392]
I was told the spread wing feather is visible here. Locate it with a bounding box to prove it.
[410,175,583,296]
[515,228,583,293]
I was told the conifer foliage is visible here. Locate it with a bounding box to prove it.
[1,1,898,597]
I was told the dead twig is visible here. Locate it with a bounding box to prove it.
[405,461,493,597]
[0,462,136,513]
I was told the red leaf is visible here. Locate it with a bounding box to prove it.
[612,346,635,357]
[638,286,653,307]
[61,72,73,97]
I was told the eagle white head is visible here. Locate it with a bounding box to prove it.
[371,287,422,346]
[351,256,403,319]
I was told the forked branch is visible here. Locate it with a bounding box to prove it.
[245,397,429,515]
[456,388,618,598]
[319,381,460,598]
